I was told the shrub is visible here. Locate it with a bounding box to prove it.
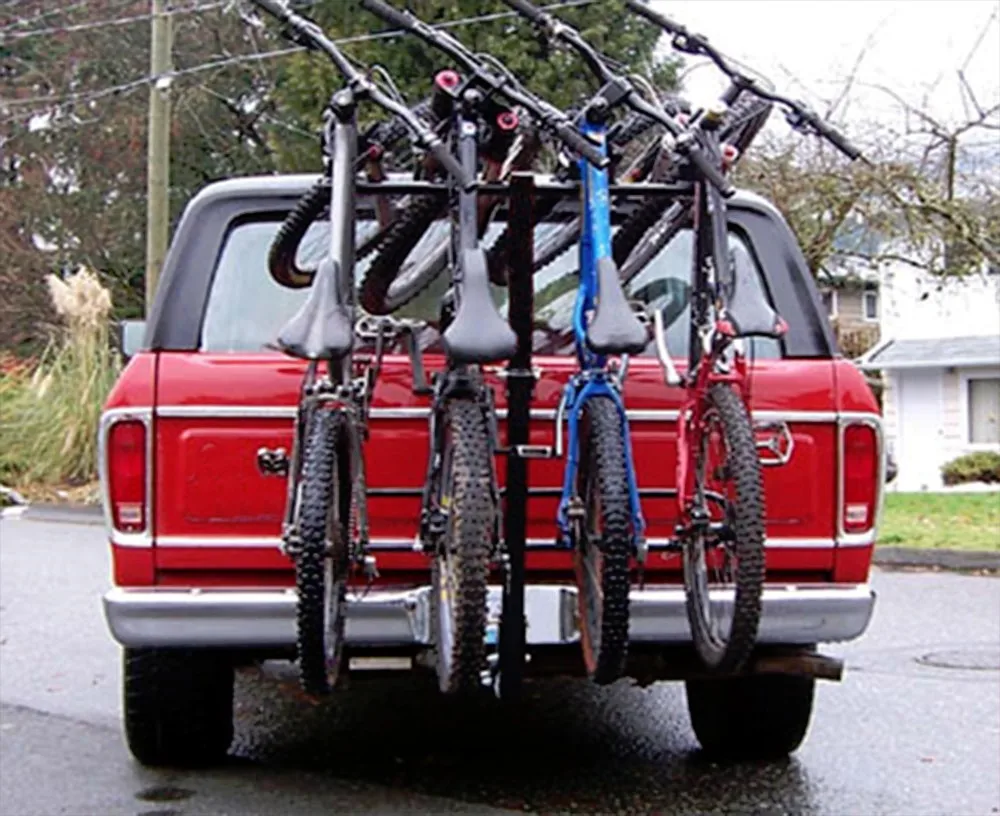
[941,451,1000,486]
[0,268,121,487]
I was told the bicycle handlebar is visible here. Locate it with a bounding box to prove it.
[624,0,862,161]
[249,0,475,190]
[502,0,734,196]
[360,0,608,169]
[500,0,611,81]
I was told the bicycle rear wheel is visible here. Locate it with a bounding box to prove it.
[573,396,632,685]
[293,406,352,696]
[683,383,765,673]
[432,398,496,695]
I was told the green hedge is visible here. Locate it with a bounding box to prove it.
[941,451,1000,485]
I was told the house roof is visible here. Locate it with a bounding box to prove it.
[858,335,1000,370]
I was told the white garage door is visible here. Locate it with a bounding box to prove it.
[896,369,944,491]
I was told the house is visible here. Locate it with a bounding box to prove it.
[817,273,881,358]
[858,267,1000,492]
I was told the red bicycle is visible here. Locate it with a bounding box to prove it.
[632,0,862,672]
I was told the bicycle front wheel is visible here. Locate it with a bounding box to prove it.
[683,383,765,673]
[432,398,496,695]
[573,396,632,685]
[293,406,351,696]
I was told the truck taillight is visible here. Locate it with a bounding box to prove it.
[108,420,146,533]
[842,423,878,534]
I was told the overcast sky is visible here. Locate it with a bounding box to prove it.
[649,0,1000,141]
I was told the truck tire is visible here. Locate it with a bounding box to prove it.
[123,647,234,767]
[573,396,632,685]
[685,674,815,759]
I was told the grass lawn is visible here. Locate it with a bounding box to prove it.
[879,492,1000,551]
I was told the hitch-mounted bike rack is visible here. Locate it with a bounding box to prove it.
[496,172,536,701]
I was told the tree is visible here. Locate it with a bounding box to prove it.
[268,0,679,169]
[731,45,999,283]
[1,0,677,349]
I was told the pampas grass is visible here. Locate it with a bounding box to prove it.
[0,268,121,487]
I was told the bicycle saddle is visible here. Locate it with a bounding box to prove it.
[276,255,354,360]
[443,247,518,364]
[586,256,649,356]
[723,251,788,339]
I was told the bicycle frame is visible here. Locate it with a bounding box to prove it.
[673,150,746,529]
[417,91,503,554]
[555,115,645,552]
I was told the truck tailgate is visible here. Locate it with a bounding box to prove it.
[153,352,840,581]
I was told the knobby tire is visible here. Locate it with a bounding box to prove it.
[683,383,765,673]
[574,396,632,685]
[294,406,350,696]
[432,398,496,695]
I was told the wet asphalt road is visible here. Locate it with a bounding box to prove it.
[1,512,998,815]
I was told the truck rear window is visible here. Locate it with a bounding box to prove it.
[201,216,781,360]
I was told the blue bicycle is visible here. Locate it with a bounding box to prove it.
[504,0,738,684]
[502,0,648,683]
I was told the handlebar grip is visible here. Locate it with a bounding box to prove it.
[813,118,862,160]
[624,0,680,34]
[683,141,735,197]
[502,0,547,24]
[554,121,609,169]
[360,0,414,31]
[428,140,477,192]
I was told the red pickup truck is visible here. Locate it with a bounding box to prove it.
[100,173,883,767]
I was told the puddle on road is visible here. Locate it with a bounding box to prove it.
[916,648,1000,671]
[135,785,195,803]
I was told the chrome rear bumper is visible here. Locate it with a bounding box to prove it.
[103,583,876,650]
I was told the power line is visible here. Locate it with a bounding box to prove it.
[0,0,223,42]
[0,0,112,34]
[1,0,596,122]
[198,83,316,139]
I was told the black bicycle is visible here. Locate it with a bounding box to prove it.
[361,0,609,694]
[250,0,506,697]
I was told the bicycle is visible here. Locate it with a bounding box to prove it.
[501,0,731,684]
[249,0,500,697]
[628,0,862,672]
[360,0,610,694]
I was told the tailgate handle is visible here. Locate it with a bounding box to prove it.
[754,421,794,466]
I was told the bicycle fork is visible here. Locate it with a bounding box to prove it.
[554,373,647,564]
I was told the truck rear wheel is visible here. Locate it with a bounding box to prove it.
[123,647,234,767]
[685,674,815,759]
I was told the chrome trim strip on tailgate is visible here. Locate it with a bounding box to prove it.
[103,583,876,649]
[155,405,864,424]
[145,535,864,549]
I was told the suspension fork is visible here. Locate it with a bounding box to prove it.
[555,375,646,557]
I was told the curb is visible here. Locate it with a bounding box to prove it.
[0,503,104,526]
[873,546,1000,572]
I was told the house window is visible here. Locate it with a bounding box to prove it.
[968,377,1000,445]
[820,289,838,318]
[863,289,879,321]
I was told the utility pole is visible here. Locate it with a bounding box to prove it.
[145,0,172,315]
